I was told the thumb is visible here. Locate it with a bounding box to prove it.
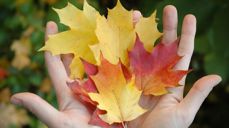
[11,92,60,126]
[179,75,221,125]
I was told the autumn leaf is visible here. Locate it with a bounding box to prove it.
[39,78,52,93]
[11,37,31,70]
[90,0,136,66]
[0,104,29,128]
[129,37,189,96]
[0,88,11,103]
[40,1,98,79]
[68,59,98,111]
[91,0,162,66]
[88,56,147,124]
[68,59,123,128]
[135,11,163,52]
[0,68,7,80]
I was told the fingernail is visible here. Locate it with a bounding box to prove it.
[210,75,222,88]
[215,75,222,84]
[133,10,142,25]
[11,96,22,106]
[46,21,57,35]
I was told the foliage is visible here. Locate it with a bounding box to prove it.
[0,0,228,128]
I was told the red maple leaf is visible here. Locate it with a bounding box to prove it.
[129,36,189,96]
[68,59,98,112]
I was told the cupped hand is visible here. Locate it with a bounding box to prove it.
[11,5,221,128]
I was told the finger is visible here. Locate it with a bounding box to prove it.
[159,6,179,99]
[179,75,221,125]
[45,21,58,41]
[133,10,142,25]
[170,15,196,99]
[45,21,73,109]
[11,93,60,127]
[175,14,196,84]
[162,5,178,43]
[61,54,74,76]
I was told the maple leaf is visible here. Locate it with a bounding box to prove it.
[135,11,163,52]
[68,59,98,111]
[88,57,147,124]
[90,0,136,66]
[68,60,123,128]
[40,1,98,79]
[129,37,189,96]
[91,0,162,66]
[68,79,97,114]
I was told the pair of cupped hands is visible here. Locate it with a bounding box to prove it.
[11,5,221,128]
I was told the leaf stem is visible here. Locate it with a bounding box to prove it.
[122,122,127,128]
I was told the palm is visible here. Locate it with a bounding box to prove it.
[54,80,99,128]
[128,92,186,128]
[55,103,92,128]
[50,92,97,128]
[11,5,221,128]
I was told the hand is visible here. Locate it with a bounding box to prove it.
[128,5,222,128]
[11,22,99,128]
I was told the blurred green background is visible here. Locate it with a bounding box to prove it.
[0,0,228,127]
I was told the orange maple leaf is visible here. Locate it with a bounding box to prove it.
[68,59,123,128]
[88,56,146,124]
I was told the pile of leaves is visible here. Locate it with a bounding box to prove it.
[40,1,188,127]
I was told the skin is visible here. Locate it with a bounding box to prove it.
[11,5,221,128]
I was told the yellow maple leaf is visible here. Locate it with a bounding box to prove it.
[91,1,162,65]
[90,0,136,65]
[135,11,163,52]
[40,1,98,79]
[88,57,147,124]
